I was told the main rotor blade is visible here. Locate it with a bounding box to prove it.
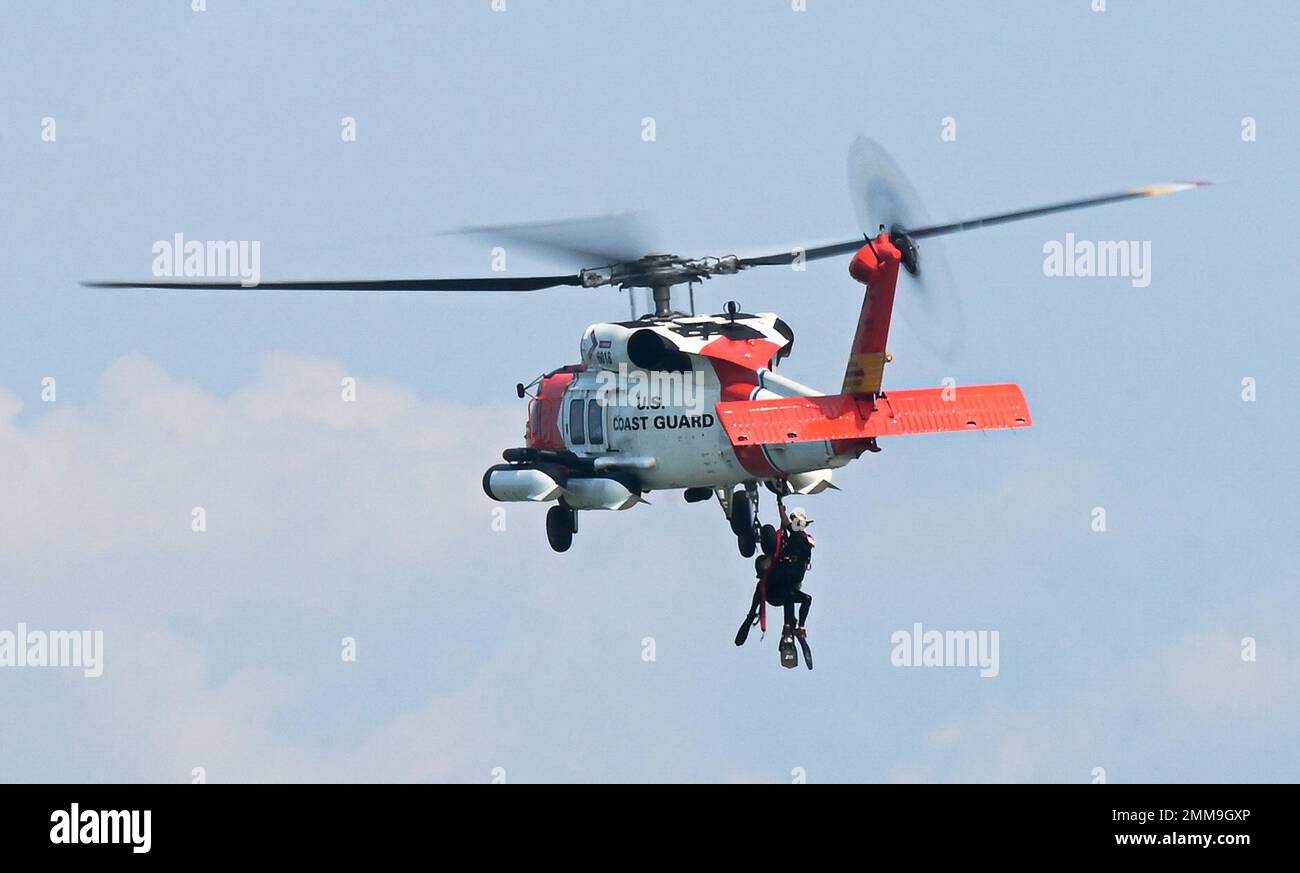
[80,275,584,292]
[905,182,1210,240]
[448,212,657,266]
[736,181,1208,269]
[738,239,865,268]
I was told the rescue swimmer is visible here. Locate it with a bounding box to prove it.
[734,497,816,670]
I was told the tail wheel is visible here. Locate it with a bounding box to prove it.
[546,505,575,553]
[737,530,757,558]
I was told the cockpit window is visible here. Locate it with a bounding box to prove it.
[587,399,604,445]
[568,398,585,444]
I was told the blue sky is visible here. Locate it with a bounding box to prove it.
[0,0,1296,782]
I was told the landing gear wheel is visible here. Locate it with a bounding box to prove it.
[728,489,752,536]
[730,489,758,557]
[737,530,757,558]
[546,505,575,553]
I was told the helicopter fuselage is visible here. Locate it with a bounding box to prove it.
[483,311,853,510]
[482,232,1035,553]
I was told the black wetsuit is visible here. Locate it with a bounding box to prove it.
[749,525,814,629]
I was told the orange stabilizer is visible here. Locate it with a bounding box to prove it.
[716,384,1032,447]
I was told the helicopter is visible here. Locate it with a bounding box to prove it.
[85,139,1206,555]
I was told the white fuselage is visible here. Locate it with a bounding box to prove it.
[485,312,855,511]
[558,357,850,493]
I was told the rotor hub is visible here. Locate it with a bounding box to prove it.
[889,226,920,276]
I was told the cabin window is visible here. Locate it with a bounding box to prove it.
[587,399,604,445]
[568,398,585,444]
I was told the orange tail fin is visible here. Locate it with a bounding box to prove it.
[842,232,903,395]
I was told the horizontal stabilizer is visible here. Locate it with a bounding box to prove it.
[716,384,1031,447]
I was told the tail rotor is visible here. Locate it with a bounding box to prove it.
[847,137,965,363]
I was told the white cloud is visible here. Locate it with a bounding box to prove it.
[84,615,504,783]
[0,354,529,782]
[900,582,1300,783]
[0,352,516,564]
